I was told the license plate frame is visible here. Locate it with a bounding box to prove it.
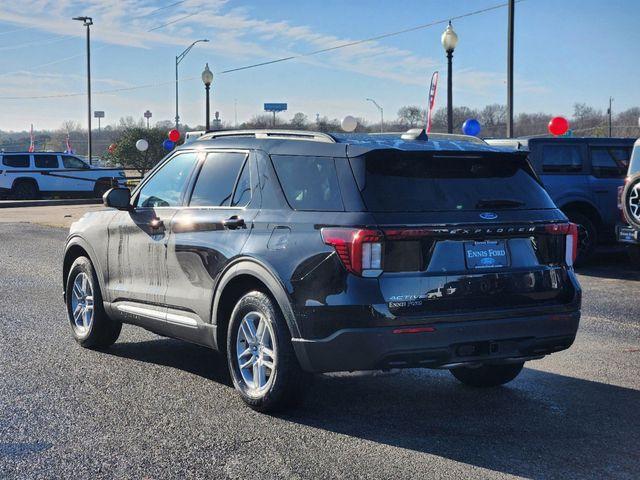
[464,240,510,270]
[618,226,639,244]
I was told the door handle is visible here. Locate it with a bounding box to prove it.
[223,215,245,230]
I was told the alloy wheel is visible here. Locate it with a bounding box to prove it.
[235,311,277,394]
[70,272,94,335]
[629,183,640,223]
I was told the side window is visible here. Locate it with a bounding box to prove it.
[271,155,344,211]
[231,161,251,207]
[189,152,247,207]
[34,154,59,169]
[2,155,30,168]
[62,155,88,169]
[590,147,630,178]
[541,145,583,173]
[137,153,198,208]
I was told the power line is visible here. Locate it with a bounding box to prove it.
[0,34,74,52]
[0,1,519,100]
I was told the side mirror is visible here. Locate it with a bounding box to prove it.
[103,187,131,210]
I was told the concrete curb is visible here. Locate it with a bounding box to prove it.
[0,198,102,208]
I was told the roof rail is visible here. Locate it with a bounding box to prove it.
[199,129,336,143]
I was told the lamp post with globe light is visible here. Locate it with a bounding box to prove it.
[441,21,458,134]
[202,63,214,131]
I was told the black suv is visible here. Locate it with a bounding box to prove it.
[62,129,582,411]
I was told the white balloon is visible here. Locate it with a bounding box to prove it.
[135,139,149,152]
[341,115,358,132]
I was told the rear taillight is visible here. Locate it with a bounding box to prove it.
[545,222,578,266]
[321,228,383,276]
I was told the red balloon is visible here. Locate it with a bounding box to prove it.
[108,143,116,153]
[168,129,180,142]
[548,116,569,136]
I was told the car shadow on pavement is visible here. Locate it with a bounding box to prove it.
[106,338,233,386]
[576,248,640,281]
[101,338,639,479]
[281,367,640,479]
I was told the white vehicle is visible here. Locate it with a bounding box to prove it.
[0,152,126,199]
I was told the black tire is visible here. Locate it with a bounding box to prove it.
[11,180,39,200]
[65,256,121,348]
[450,362,524,387]
[565,211,597,266]
[627,245,640,269]
[622,175,640,230]
[227,291,304,412]
[93,178,111,198]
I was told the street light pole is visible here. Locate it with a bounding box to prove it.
[608,96,614,137]
[506,0,515,138]
[202,63,213,131]
[366,98,384,133]
[441,21,458,134]
[73,16,93,164]
[175,39,209,131]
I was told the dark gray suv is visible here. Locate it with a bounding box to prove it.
[62,130,582,412]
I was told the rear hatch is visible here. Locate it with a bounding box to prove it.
[348,149,579,318]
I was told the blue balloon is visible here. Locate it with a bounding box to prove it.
[462,118,481,136]
[162,139,175,150]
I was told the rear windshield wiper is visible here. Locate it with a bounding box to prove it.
[476,198,525,209]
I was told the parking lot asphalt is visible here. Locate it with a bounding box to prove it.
[1,222,638,480]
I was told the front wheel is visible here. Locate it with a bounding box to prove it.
[227,291,304,412]
[450,362,524,387]
[65,256,121,348]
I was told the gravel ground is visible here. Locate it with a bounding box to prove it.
[0,223,638,480]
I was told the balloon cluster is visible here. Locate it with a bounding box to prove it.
[163,129,181,150]
[108,143,116,153]
[462,118,481,136]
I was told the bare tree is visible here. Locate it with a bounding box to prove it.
[397,106,426,128]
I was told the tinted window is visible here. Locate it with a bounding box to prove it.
[2,155,30,168]
[62,155,88,169]
[590,147,630,178]
[190,153,247,207]
[355,152,555,212]
[232,161,251,207]
[137,153,198,208]
[34,154,59,169]
[271,155,343,211]
[541,145,583,173]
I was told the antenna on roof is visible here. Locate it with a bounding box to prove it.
[401,128,429,141]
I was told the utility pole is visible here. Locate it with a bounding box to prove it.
[608,97,613,137]
[506,0,515,138]
[73,16,93,164]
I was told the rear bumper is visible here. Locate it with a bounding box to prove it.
[292,310,580,373]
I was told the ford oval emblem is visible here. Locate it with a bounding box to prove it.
[480,212,498,220]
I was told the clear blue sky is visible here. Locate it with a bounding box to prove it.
[0,0,638,131]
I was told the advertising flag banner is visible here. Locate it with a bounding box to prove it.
[426,71,439,132]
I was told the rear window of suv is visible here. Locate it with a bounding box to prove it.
[2,154,30,168]
[271,155,344,211]
[352,151,555,212]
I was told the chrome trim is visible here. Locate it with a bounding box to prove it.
[117,304,198,328]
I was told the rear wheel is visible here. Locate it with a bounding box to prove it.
[94,178,111,198]
[65,256,121,348]
[11,181,39,200]
[450,362,524,387]
[565,211,597,266]
[227,291,304,412]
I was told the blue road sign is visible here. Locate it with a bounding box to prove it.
[264,103,287,112]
